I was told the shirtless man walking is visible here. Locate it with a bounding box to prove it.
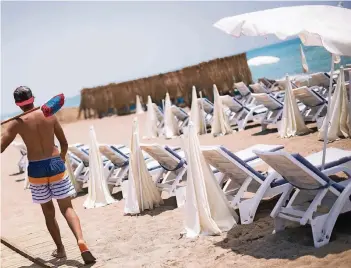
[1,86,96,264]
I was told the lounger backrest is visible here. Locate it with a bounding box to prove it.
[153,104,164,122]
[140,144,184,171]
[234,82,251,96]
[250,83,269,94]
[197,98,214,114]
[171,105,189,121]
[309,72,330,88]
[293,86,326,107]
[99,145,129,167]
[220,95,243,113]
[254,150,331,190]
[251,93,283,111]
[201,146,263,181]
[68,146,90,166]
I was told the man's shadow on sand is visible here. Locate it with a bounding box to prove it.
[214,200,351,261]
[18,256,96,268]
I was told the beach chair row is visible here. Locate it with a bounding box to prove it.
[65,140,351,248]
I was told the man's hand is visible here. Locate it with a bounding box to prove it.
[60,152,66,161]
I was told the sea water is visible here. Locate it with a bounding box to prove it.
[247,38,351,81]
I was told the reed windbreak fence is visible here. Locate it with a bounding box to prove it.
[79,53,252,119]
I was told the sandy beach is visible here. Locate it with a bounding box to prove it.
[1,111,351,268]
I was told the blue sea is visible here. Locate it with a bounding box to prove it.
[247,38,351,81]
[2,38,350,120]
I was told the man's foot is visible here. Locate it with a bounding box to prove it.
[78,241,96,265]
[51,247,66,259]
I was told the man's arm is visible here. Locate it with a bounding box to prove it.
[1,122,19,153]
[53,117,68,160]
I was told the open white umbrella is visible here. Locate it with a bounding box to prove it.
[279,75,310,138]
[319,67,351,141]
[145,95,158,138]
[182,122,238,237]
[247,56,280,67]
[124,118,163,215]
[300,45,309,73]
[214,4,351,169]
[164,92,180,139]
[211,84,233,136]
[190,86,206,135]
[135,95,144,114]
[84,126,115,209]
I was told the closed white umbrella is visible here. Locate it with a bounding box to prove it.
[145,95,158,138]
[135,95,144,114]
[183,122,238,237]
[84,126,115,209]
[300,45,309,73]
[164,92,180,139]
[124,118,163,215]
[190,86,206,135]
[211,84,233,136]
[214,4,351,169]
[319,67,351,140]
[279,75,310,138]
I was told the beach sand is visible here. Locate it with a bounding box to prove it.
[1,112,351,267]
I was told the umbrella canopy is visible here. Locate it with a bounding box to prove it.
[190,86,206,135]
[164,92,180,139]
[135,95,144,114]
[182,122,238,237]
[145,95,158,138]
[319,67,351,141]
[279,76,310,138]
[124,118,164,215]
[211,84,233,137]
[248,56,280,67]
[84,126,115,209]
[214,5,351,56]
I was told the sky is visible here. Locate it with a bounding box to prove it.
[1,1,347,114]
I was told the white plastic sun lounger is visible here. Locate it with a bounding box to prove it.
[251,93,285,131]
[254,148,351,248]
[197,98,215,128]
[293,86,328,123]
[234,82,254,105]
[201,144,287,224]
[220,95,267,130]
[11,141,28,173]
[171,105,189,131]
[98,144,163,190]
[140,144,187,195]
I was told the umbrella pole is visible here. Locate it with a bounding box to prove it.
[349,70,351,127]
[321,54,335,170]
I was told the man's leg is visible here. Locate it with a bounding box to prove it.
[40,201,66,258]
[56,197,84,243]
[57,197,96,264]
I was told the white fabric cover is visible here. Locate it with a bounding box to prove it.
[300,44,309,73]
[214,5,351,56]
[279,76,310,138]
[190,86,206,135]
[65,154,79,194]
[319,68,351,141]
[136,95,144,114]
[211,85,233,137]
[145,95,158,138]
[183,122,238,238]
[83,126,115,209]
[124,118,163,215]
[163,92,180,139]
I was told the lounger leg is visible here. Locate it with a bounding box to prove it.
[312,183,351,248]
[230,176,252,208]
[239,173,287,224]
[273,217,286,233]
[270,184,294,218]
[300,188,328,225]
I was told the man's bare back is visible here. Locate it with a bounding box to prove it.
[1,111,68,161]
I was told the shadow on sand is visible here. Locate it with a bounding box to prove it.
[18,256,95,268]
[215,200,351,260]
